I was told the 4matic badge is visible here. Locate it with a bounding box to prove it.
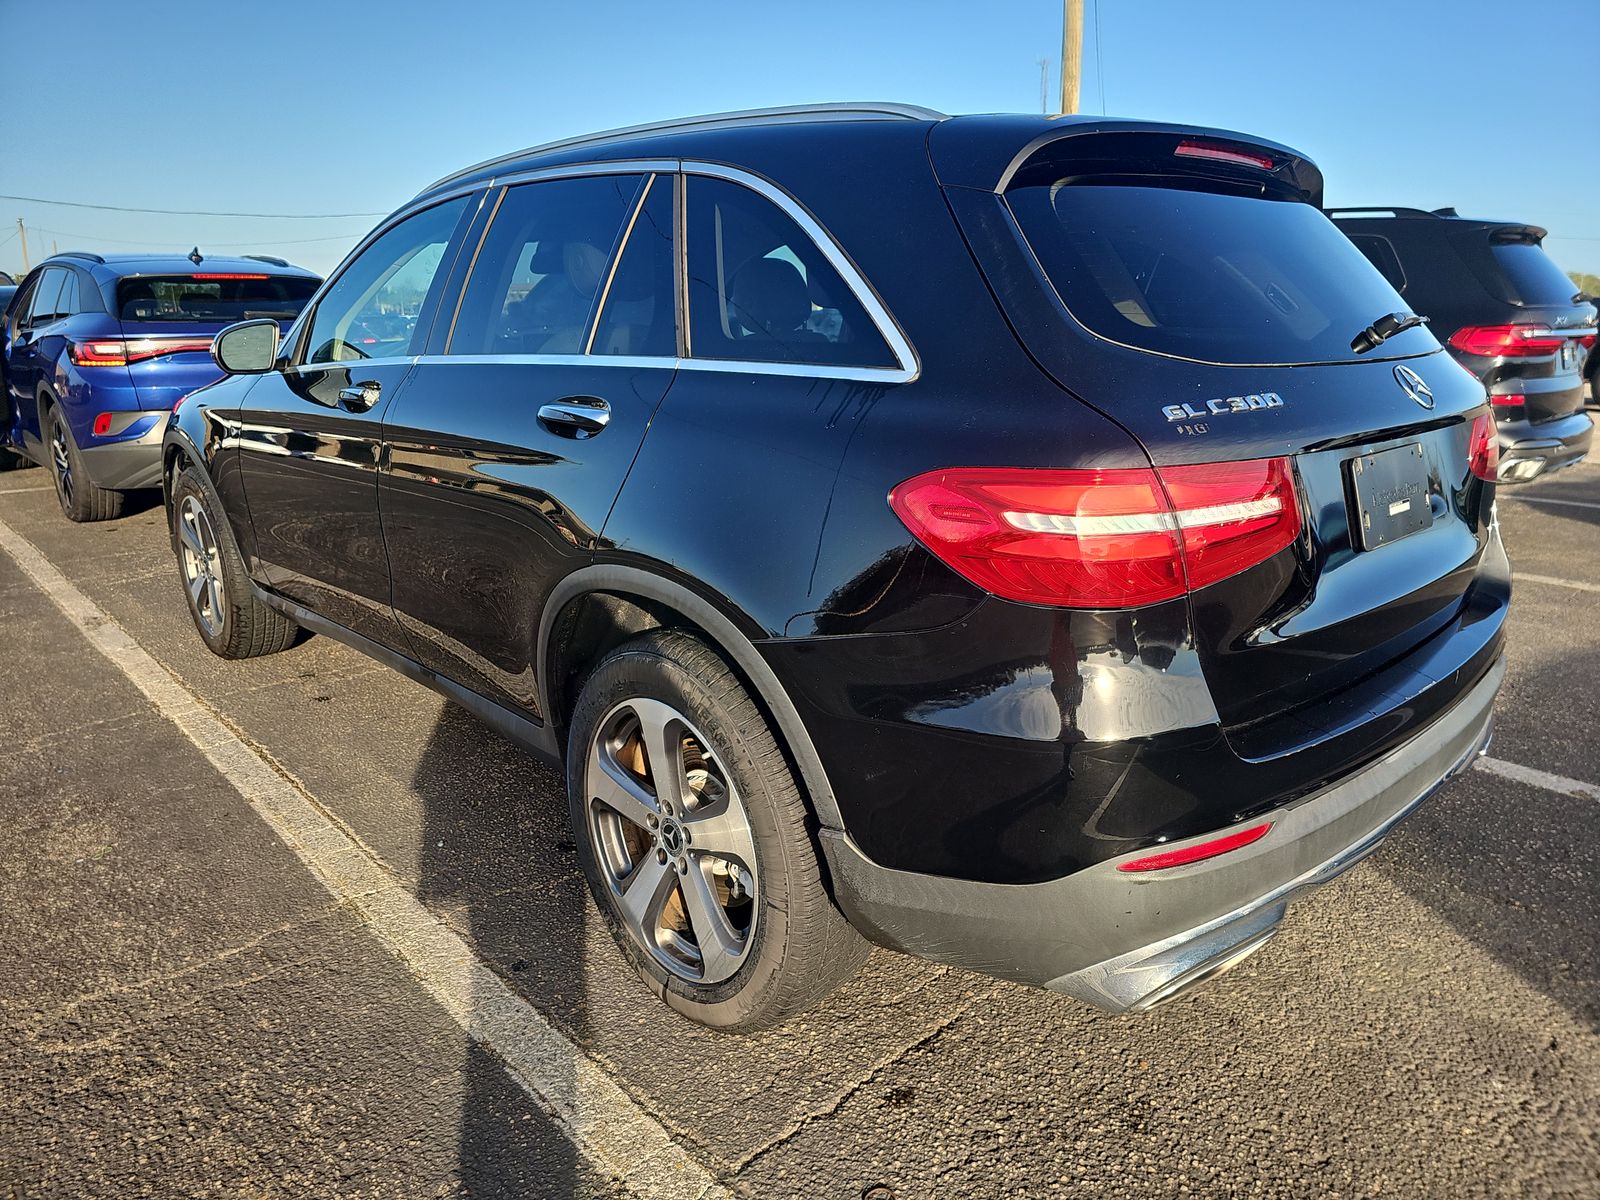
[1162,392,1284,423]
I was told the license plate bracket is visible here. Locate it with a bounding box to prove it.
[1350,443,1433,551]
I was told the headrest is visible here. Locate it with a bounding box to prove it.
[729,257,810,335]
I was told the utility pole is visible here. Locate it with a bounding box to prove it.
[1037,57,1049,114]
[1059,0,1083,114]
[17,218,29,273]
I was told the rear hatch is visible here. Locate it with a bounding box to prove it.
[115,272,317,410]
[932,120,1497,746]
[1441,222,1596,425]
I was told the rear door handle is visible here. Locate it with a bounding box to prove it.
[538,397,610,438]
[337,381,381,412]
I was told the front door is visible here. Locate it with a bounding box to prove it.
[381,171,679,716]
[236,194,474,648]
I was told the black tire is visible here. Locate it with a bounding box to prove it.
[46,404,124,522]
[169,465,298,659]
[567,629,868,1032]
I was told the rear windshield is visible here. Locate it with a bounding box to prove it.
[1007,183,1436,365]
[116,274,318,323]
[1484,241,1580,307]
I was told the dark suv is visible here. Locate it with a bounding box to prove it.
[1330,208,1596,482]
[165,105,1506,1030]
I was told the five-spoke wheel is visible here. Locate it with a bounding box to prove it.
[176,494,226,638]
[587,697,758,985]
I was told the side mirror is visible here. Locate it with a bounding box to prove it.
[213,319,280,375]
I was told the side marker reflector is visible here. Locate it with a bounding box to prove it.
[1117,822,1273,872]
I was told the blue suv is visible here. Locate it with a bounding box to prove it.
[1,252,318,520]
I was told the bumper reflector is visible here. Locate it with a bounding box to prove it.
[1116,822,1273,872]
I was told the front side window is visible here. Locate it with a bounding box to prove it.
[684,176,896,368]
[303,197,468,364]
[449,174,641,356]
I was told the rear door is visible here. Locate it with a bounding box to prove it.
[236,195,474,649]
[936,125,1495,740]
[379,169,678,717]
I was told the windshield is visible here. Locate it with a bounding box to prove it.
[1007,183,1438,365]
[117,274,318,323]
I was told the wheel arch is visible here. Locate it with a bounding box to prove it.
[539,565,844,831]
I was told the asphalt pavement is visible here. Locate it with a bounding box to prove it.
[0,458,1597,1199]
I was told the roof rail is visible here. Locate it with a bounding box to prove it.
[243,254,292,268]
[420,102,948,195]
[1323,206,1440,220]
[54,250,107,264]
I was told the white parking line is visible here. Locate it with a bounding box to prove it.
[0,485,51,495]
[1476,756,1600,802]
[1502,494,1600,512]
[1512,572,1600,595]
[0,518,730,1200]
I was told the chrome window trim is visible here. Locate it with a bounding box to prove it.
[332,157,917,385]
[413,352,910,384]
[681,162,918,383]
[285,355,418,375]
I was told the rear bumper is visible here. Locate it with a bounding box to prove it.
[78,418,165,490]
[1497,409,1592,482]
[822,653,1503,1013]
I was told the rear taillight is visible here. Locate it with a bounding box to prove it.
[92,413,113,436]
[1468,412,1499,482]
[1489,393,1525,409]
[1448,324,1566,357]
[69,340,129,367]
[888,458,1302,609]
[1579,332,1596,350]
[1117,822,1273,872]
[68,337,213,367]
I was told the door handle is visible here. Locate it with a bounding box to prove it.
[537,397,610,438]
[337,381,381,412]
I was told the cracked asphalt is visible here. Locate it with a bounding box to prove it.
[1,458,1598,1199]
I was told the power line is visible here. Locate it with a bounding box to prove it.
[27,225,368,249]
[0,192,385,219]
[1093,0,1106,114]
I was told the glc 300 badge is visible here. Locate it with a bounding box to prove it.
[1163,392,1284,422]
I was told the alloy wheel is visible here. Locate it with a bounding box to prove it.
[585,697,759,985]
[176,495,227,637]
[50,423,73,508]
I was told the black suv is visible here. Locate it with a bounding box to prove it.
[166,105,1506,1030]
[1331,207,1596,482]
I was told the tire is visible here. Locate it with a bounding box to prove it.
[46,404,124,522]
[169,465,298,659]
[567,629,868,1032]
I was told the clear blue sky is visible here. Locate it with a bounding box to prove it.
[3,0,1596,280]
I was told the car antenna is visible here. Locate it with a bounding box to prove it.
[189,246,203,265]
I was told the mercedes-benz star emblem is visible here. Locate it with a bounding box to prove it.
[1393,364,1434,410]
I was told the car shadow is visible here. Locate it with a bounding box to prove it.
[1376,642,1600,1030]
[412,702,596,1198]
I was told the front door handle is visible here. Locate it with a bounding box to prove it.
[337,381,381,412]
[537,397,610,438]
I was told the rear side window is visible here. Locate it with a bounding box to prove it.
[58,272,80,317]
[590,175,676,358]
[684,176,895,369]
[449,174,641,356]
[1346,234,1406,293]
[117,274,318,323]
[1484,240,1580,307]
[1007,182,1436,365]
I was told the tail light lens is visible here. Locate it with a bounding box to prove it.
[1468,412,1499,482]
[69,340,129,367]
[1489,393,1525,409]
[888,458,1301,609]
[92,413,114,436]
[1448,324,1566,357]
[1173,139,1276,171]
[69,337,214,367]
